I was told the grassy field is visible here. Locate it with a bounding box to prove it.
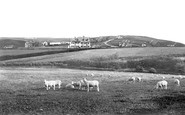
[1,68,185,115]
[1,47,185,63]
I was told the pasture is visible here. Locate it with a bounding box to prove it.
[1,68,185,115]
[2,47,185,63]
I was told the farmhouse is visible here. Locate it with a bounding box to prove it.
[68,36,91,48]
[42,41,49,46]
[49,42,62,46]
[25,41,33,48]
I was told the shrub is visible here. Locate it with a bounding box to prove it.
[148,68,157,73]
[175,62,185,74]
[135,65,145,72]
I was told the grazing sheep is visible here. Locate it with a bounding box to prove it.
[155,80,168,89]
[178,75,184,79]
[44,79,62,90]
[91,73,94,77]
[65,83,75,89]
[82,78,99,92]
[71,80,86,90]
[71,81,81,89]
[128,77,136,83]
[174,79,180,86]
[136,77,142,82]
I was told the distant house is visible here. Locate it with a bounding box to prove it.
[42,41,49,46]
[49,42,62,46]
[68,36,91,48]
[142,43,147,47]
[25,41,33,48]
[68,41,91,48]
[117,35,123,39]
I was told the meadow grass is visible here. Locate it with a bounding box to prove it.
[1,68,185,115]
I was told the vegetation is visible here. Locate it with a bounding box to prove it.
[1,68,185,115]
[1,47,185,75]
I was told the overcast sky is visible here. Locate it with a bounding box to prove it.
[0,0,185,43]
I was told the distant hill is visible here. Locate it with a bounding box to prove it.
[90,35,185,48]
[0,37,71,49]
[0,39,26,49]
[0,36,184,49]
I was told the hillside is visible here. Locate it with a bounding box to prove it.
[0,39,26,49]
[2,47,185,63]
[90,35,185,48]
[0,36,184,49]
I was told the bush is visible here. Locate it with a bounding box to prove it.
[175,62,185,74]
[135,65,145,72]
[148,68,157,73]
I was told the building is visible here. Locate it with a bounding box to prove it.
[68,41,91,48]
[42,41,49,46]
[68,37,91,48]
[25,41,33,48]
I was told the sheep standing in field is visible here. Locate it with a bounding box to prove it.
[65,83,75,89]
[155,80,168,89]
[174,79,180,86]
[91,73,94,77]
[136,77,142,82]
[71,79,86,90]
[128,77,136,83]
[83,78,100,92]
[71,81,81,89]
[44,79,62,90]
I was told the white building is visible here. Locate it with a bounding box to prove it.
[68,41,91,48]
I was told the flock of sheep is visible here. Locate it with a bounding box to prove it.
[44,73,183,92]
[44,74,100,92]
[128,75,182,89]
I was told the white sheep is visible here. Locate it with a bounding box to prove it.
[82,78,99,92]
[174,79,180,86]
[91,73,94,77]
[128,77,136,83]
[71,79,86,90]
[44,79,62,90]
[65,83,75,89]
[155,80,168,89]
[136,77,142,82]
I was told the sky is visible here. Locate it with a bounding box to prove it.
[0,0,185,43]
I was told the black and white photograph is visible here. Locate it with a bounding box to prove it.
[0,0,185,114]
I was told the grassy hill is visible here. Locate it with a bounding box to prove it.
[1,47,185,75]
[0,38,27,49]
[1,36,184,49]
[95,35,185,47]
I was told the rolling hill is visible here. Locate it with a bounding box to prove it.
[0,36,184,49]
[90,35,185,48]
[0,38,26,49]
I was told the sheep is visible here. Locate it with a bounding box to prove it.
[128,77,136,83]
[174,79,180,86]
[155,80,168,89]
[71,79,86,90]
[44,79,62,90]
[65,83,75,89]
[136,77,142,82]
[91,73,94,77]
[82,78,99,92]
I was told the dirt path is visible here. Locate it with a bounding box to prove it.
[104,39,118,47]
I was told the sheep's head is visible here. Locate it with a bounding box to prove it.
[83,78,87,82]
